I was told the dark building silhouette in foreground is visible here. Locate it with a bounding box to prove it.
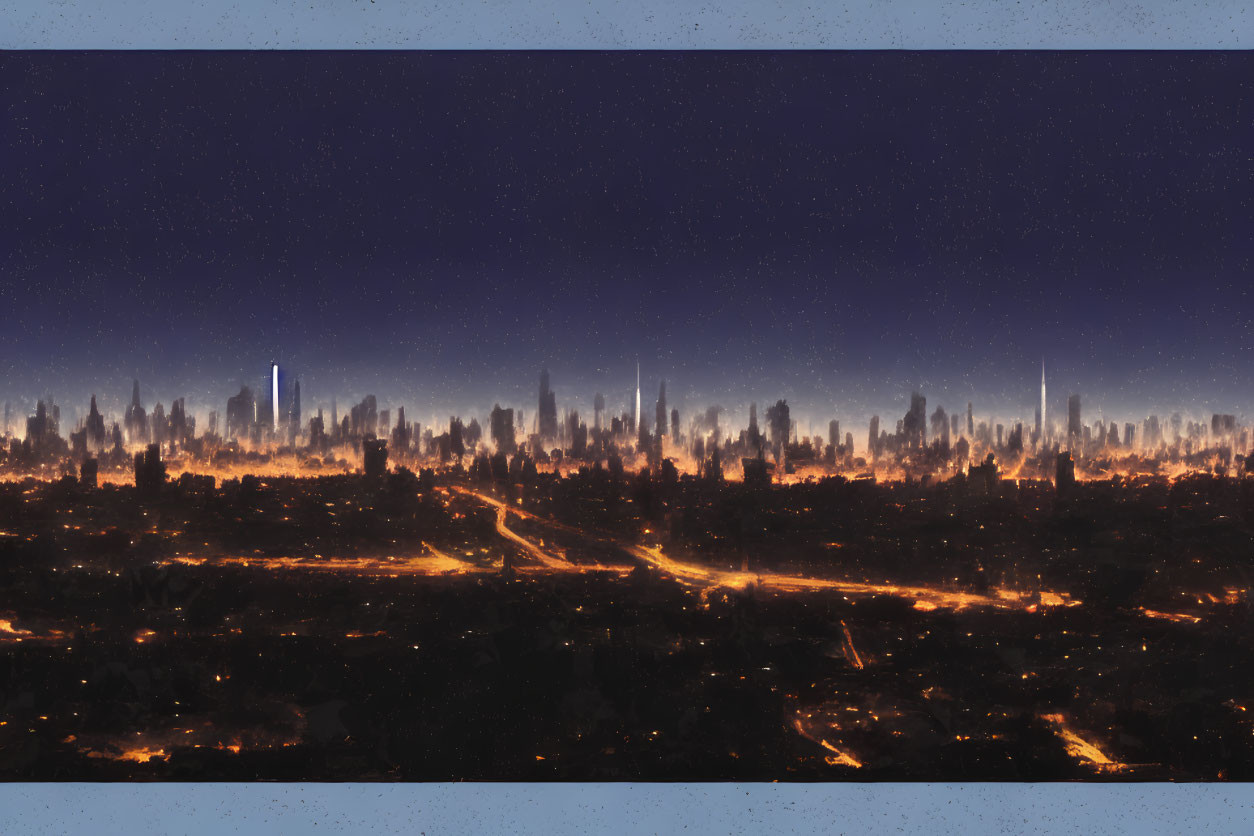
[1056,450,1076,492]
[133,443,166,495]
[363,438,388,479]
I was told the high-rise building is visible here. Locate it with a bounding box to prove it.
[633,362,641,437]
[1067,394,1082,446]
[349,395,378,438]
[902,392,926,448]
[930,405,949,446]
[270,362,280,430]
[1040,359,1047,442]
[85,395,106,450]
[490,404,516,454]
[538,369,558,442]
[291,378,301,433]
[226,386,256,440]
[125,379,149,444]
[655,381,667,439]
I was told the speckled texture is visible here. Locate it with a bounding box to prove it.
[0,783,1252,833]
[0,0,1249,49]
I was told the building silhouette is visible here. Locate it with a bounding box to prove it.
[226,386,256,441]
[538,369,558,443]
[1067,394,1082,448]
[124,380,149,445]
[655,381,667,440]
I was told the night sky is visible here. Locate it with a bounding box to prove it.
[1,51,1250,433]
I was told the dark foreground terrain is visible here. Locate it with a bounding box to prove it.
[1,468,1253,779]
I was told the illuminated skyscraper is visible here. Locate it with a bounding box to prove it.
[633,361,641,434]
[271,362,280,430]
[1040,359,1047,442]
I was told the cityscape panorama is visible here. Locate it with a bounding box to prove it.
[2,51,1251,780]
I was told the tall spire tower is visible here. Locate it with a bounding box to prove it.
[634,361,641,432]
[271,362,280,430]
[1040,359,1046,442]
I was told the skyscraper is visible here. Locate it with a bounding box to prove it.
[655,381,667,439]
[85,395,106,450]
[125,379,149,444]
[1040,359,1047,442]
[903,392,926,448]
[538,369,558,442]
[226,385,256,440]
[633,361,641,436]
[291,378,301,431]
[1068,393,1082,446]
[271,362,280,430]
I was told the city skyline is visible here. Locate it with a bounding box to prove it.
[4,47,1254,788]
[4,358,1252,452]
[4,362,1245,466]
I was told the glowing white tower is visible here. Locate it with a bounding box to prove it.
[634,361,641,433]
[1040,359,1046,443]
[271,362,280,430]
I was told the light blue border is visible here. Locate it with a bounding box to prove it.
[3,1,1252,833]
[0,0,1249,49]
[0,783,1250,834]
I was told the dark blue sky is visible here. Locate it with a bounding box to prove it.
[1,51,1250,432]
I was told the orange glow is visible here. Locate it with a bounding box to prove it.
[630,542,1078,612]
[840,621,864,670]
[0,619,31,637]
[790,716,862,769]
[1039,713,1126,772]
[86,746,167,763]
[1138,608,1202,624]
[167,548,481,577]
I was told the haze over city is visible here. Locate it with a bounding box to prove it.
[1,51,1250,426]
